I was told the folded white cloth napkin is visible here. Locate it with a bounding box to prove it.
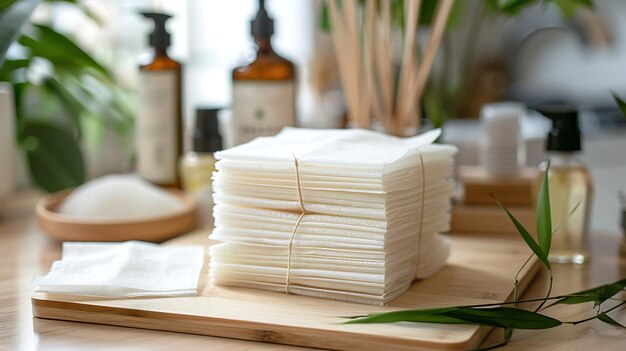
[33,241,204,298]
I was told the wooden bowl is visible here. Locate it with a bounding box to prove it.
[36,189,197,242]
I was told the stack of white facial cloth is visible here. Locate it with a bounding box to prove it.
[209,127,457,305]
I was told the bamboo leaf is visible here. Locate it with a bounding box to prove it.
[613,93,626,119]
[537,160,552,257]
[494,199,551,270]
[346,307,562,330]
[445,307,561,330]
[597,312,626,328]
[549,278,626,308]
[345,307,468,324]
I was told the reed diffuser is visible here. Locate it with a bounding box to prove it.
[326,0,454,135]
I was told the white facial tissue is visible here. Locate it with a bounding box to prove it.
[33,241,204,298]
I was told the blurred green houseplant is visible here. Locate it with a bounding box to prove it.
[320,0,593,129]
[0,0,133,192]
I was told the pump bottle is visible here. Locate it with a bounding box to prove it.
[537,107,593,264]
[137,12,183,188]
[231,0,295,146]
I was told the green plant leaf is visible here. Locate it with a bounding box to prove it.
[613,93,626,119]
[597,312,626,328]
[319,1,330,32]
[22,120,85,192]
[41,75,83,136]
[18,24,110,77]
[11,80,28,124]
[446,307,562,330]
[345,307,468,324]
[536,160,552,257]
[494,199,551,270]
[0,57,30,81]
[347,306,562,330]
[485,0,592,16]
[552,0,593,18]
[485,0,535,15]
[0,0,41,68]
[59,73,134,132]
[0,0,19,13]
[549,278,626,308]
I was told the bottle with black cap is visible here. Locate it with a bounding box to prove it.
[180,108,222,194]
[537,106,593,264]
[231,0,296,146]
[137,12,183,188]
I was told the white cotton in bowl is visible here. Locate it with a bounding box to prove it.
[57,175,186,222]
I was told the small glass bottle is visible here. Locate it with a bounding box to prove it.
[231,0,296,146]
[537,107,593,264]
[180,108,222,194]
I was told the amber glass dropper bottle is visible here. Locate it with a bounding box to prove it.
[137,12,183,188]
[231,0,296,146]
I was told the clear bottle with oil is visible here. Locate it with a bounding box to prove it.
[537,108,592,264]
[180,108,222,194]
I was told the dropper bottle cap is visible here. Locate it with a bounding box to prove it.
[140,12,172,52]
[251,0,274,38]
[193,108,223,153]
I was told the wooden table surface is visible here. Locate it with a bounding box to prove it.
[1,191,625,351]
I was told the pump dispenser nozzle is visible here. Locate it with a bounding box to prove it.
[141,12,172,53]
[251,0,274,38]
[538,106,581,152]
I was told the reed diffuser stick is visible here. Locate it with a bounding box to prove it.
[328,0,357,126]
[396,0,421,130]
[376,0,394,129]
[364,0,382,123]
[326,0,453,134]
[344,0,365,127]
[404,0,454,131]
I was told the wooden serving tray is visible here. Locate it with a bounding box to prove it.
[32,233,540,351]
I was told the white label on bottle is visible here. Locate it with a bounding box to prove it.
[232,80,295,145]
[136,70,178,183]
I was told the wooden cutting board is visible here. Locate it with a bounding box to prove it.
[32,232,540,351]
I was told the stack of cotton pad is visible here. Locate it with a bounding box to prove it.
[209,127,456,305]
[480,102,524,176]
